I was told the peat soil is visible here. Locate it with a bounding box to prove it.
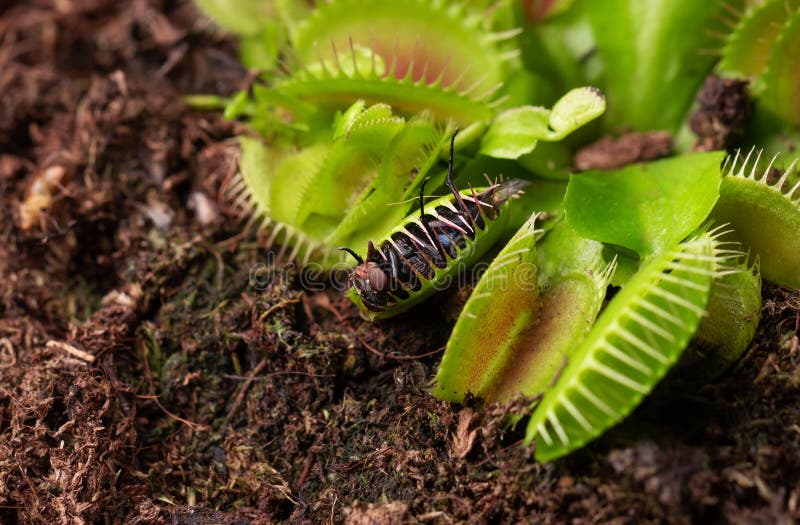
[1,2,800,524]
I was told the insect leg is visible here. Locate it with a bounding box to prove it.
[386,247,411,299]
[388,246,402,282]
[417,176,449,260]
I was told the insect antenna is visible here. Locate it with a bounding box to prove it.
[445,129,476,227]
[445,129,461,198]
[339,247,364,265]
[419,176,429,221]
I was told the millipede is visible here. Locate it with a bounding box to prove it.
[341,131,527,320]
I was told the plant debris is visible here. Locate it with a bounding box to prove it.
[689,75,752,152]
[574,131,673,171]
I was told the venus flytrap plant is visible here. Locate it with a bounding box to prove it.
[718,0,800,83]
[194,0,800,464]
[512,149,793,460]
[435,152,752,462]
[230,101,449,267]
[433,213,542,401]
[434,218,614,403]
[340,90,605,318]
[250,0,522,129]
[201,0,605,276]
[716,1,800,154]
[680,256,761,380]
[710,149,800,288]
[526,229,729,461]
[200,0,523,142]
[231,85,603,271]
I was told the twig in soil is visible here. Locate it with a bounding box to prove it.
[222,356,269,430]
[473,441,522,469]
[259,297,302,320]
[200,240,226,290]
[153,398,205,430]
[356,334,445,361]
[16,464,41,512]
[101,354,133,416]
[0,337,16,368]
[46,340,95,363]
[295,448,316,491]
[357,335,387,358]
[141,341,206,431]
[221,371,335,380]
[386,345,446,361]
[306,292,347,323]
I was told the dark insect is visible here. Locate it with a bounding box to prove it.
[341,131,526,319]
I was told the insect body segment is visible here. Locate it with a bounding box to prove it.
[344,133,526,320]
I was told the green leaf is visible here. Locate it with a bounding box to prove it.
[548,87,606,137]
[479,87,605,159]
[194,0,276,35]
[586,0,744,131]
[515,5,600,93]
[564,152,724,256]
[479,106,551,159]
[761,9,800,127]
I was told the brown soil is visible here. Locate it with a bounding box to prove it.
[689,76,752,153]
[1,2,799,524]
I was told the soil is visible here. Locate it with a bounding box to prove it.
[689,76,752,153]
[1,2,799,524]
